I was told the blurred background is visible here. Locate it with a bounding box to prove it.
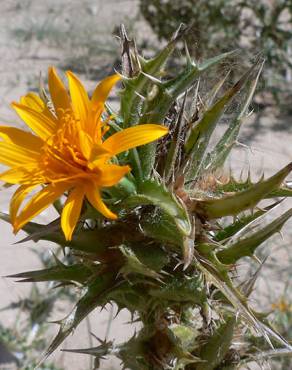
[0,0,291,369]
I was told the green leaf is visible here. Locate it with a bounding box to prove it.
[244,348,292,362]
[203,61,264,172]
[138,51,236,178]
[122,179,191,236]
[217,208,292,264]
[139,207,194,268]
[197,259,290,350]
[119,29,187,178]
[184,61,260,181]
[61,338,113,358]
[107,281,150,313]
[169,324,199,353]
[194,162,292,219]
[214,200,282,242]
[197,50,237,72]
[0,213,142,259]
[149,274,206,305]
[38,270,116,365]
[267,184,292,198]
[130,243,169,272]
[163,93,187,183]
[119,245,162,280]
[204,71,230,108]
[7,263,95,284]
[140,208,184,247]
[120,26,187,127]
[196,316,236,370]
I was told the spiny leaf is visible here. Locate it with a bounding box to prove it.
[107,281,150,313]
[245,348,292,362]
[149,274,206,305]
[205,71,230,108]
[239,258,267,297]
[210,175,292,200]
[197,258,291,350]
[213,173,253,193]
[0,211,13,224]
[61,338,113,358]
[140,206,194,268]
[197,50,238,72]
[267,183,292,198]
[140,50,237,126]
[163,93,187,183]
[222,199,283,247]
[140,208,184,248]
[203,61,264,172]
[38,270,116,365]
[120,25,186,127]
[130,243,169,272]
[196,316,236,370]
[194,162,292,219]
[214,200,282,242]
[217,208,292,264]
[138,51,236,177]
[143,24,189,76]
[119,245,162,280]
[122,179,191,236]
[0,212,65,245]
[184,60,260,181]
[182,235,195,270]
[120,24,141,78]
[119,28,187,178]
[169,324,199,353]
[7,263,95,284]
[1,212,142,258]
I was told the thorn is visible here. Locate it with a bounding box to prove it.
[278,230,284,240]
[184,41,192,64]
[51,251,65,267]
[90,332,103,344]
[133,90,146,100]
[251,255,262,265]
[140,71,163,86]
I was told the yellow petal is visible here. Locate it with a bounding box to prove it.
[61,186,85,241]
[12,102,56,140]
[67,71,90,126]
[91,74,121,107]
[78,130,93,160]
[97,164,130,187]
[102,124,168,155]
[0,164,41,184]
[87,144,111,169]
[0,142,40,167]
[0,126,43,151]
[20,92,57,122]
[48,67,71,117]
[14,182,69,233]
[10,184,37,224]
[85,184,117,220]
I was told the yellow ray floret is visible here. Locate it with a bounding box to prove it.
[0,68,168,240]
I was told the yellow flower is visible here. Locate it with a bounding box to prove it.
[271,298,292,313]
[0,68,168,240]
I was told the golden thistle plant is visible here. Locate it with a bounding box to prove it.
[1,27,292,369]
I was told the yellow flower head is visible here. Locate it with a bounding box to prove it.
[0,68,168,240]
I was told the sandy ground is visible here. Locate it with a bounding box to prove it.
[0,1,291,369]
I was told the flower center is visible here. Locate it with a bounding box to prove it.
[40,110,89,182]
